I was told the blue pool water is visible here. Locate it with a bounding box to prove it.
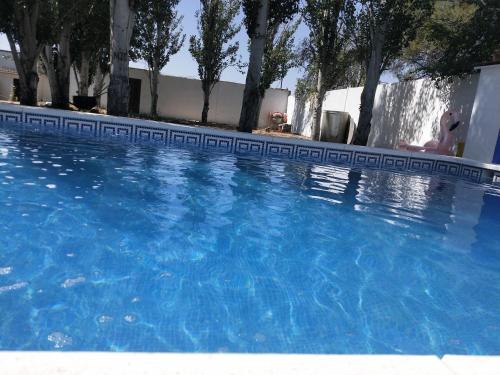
[1,123,500,355]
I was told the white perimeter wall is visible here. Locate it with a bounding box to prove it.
[69,68,288,128]
[291,75,479,150]
[0,67,288,129]
[0,70,51,102]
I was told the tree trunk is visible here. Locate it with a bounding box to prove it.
[352,22,387,146]
[255,92,265,128]
[108,0,136,116]
[40,21,72,109]
[8,35,39,106]
[149,65,159,118]
[6,1,41,107]
[201,82,210,124]
[238,0,270,133]
[55,22,71,109]
[41,46,60,105]
[311,68,325,141]
[93,65,106,106]
[78,51,91,96]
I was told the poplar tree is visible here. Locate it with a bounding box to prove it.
[189,0,241,124]
[303,0,356,140]
[131,0,185,117]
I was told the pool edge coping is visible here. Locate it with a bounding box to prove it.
[1,352,499,375]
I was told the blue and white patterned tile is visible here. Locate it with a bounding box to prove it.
[294,145,324,162]
[460,165,483,182]
[435,160,461,176]
[353,152,381,168]
[203,134,234,152]
[62,117,98,136]
[0,109,23,123]
[265,142,295,159]
[408,157,435,172]
[25,112,61,130]
[382,154,409,170]
[324,148,353,164]
[234,138,265,155]
[169,129,202,147]
[99,121,133,141]
[135,126,168,143]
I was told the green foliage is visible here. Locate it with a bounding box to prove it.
[70,0,110,84]
[189,0,242,91]
[243,0,300,37]
[261,18,300,90]
[302,0,357,89]
[355,0,433,73]
[0,0,50,45]
[131,0,185,72]
[399,0,500,81]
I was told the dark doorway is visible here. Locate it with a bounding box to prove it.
[13,78,20,101]
[128,78,141,114]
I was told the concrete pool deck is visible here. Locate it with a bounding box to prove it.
[1,353,499,375]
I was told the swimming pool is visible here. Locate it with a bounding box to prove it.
[1,121,499,355]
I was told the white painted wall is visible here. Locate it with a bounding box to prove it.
[463,65,500,163]
[291,75,479,150]
[0,70,16,101]
[123,68,289,128]
[2,67,289,128]
[78,68,288,128]
[0,69,52,102]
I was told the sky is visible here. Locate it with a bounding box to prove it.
[0,0,397,93]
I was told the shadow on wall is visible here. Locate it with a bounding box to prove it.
[368,74,479,149]
[292,97,315,137]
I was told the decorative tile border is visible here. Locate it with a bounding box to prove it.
[408,157,435,173]
[100,121,134,141]
[135,125,168,144]
[354,151,381,168]
[62,117,98,136]
[295,145,324,162]
[324,149,353,164]
[234,138,265,155]
[170,129,202,147]
[0,109,23,123]
[1,103,499,184]
[382,154,408,170]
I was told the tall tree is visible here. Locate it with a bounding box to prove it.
[131,0,185,117]
[40,0,81,109]
[261,19,300,91]
[239,0,300,132]
[398,0,500,81]
[351,0,432,146]
[303,0,356,140]
[238,0,270,132]
[254,18,300,124]
[189,0,241,124]
[108,0,138,116]
[71,0,110,97]
[92,48,111,106]
[0,0,46,106]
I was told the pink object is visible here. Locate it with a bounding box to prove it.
[399,111,461,156]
